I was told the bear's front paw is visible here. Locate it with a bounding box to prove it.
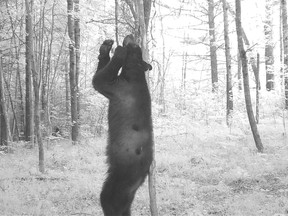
[99,39,114,58]
[113,46,127,63]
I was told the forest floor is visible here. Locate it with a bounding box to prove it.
[0,118,288,216]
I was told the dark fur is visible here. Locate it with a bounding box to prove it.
[92,35,153,216]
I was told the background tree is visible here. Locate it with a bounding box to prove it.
[235,0,264,153]
[74,0,80,117]
[115,0,119,45]
[282,0,288,109]
[208,0,218,92]
[136,1,157,214]
[5,0,24,140]
[255,53,260,124]
[0,55,11,151]
[25,0,34,143]
[222,0,233,126]
[265,0,274,91]
[25,0,44,173]
[67,0,79,143]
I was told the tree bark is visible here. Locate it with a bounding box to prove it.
[74,0,80,119]
[235,0,264,153]
[25,0,45,173]
[65,62,70,114]
[158,4,166,113]
[280,2,284,91]
[227,2,260,90]
[25,0,34,143]
[5,1,23,140]
[136,0,148,59]
[41,0,56,137]
[264,0,274,91]
[67,0,79,143]
[282,0,288,109]
[237,51,242,90]
[222,0,233,126]
[256,53,260,124]
[0,56,11,151]
[133,1,158,215]
[208,0,218,92]
[115,0,119,46]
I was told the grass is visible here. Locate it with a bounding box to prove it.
[0,117,288,216]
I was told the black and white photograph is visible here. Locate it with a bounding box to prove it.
[0,0,288,215]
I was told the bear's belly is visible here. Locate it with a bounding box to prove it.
[108,129,152,166]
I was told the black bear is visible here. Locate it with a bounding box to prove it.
[92,35,153,216]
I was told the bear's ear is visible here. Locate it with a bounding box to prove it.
[143,61,152,71]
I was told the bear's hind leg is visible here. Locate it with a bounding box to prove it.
[100,171,137,216]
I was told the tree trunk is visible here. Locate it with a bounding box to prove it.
[115,0,119,46]
[226,1,261,90]
[74,0,80,119]
[25,0,45,173]
[181,51,188,110]
[41,0,56,137]
[0,57,11,151]
[208,0,218,92]
[67,0,79,143]
[158,5,166,114]
[237,51,242,90]
[5,78,19,141]
[136,0,148,59]
[280,3,284,91]
[264,0,274,91]
[25,1,34,143]
[222,0,233,126]
[282,0,288,109]
[235,0,264,153]
[134,0,158,215]
[65,62,70,114]
[6,1,23,141]
[250,56,261,90]
[256,53,260,124]
[182,52,187,92]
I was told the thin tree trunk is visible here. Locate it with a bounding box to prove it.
[25,0,45,173]
[25,1,34,143]
[208,0,218,92]
[134,0,158,215]
[181,51,187,110]
[250,56,261,91]
[5,77,19,140]
[115,0,119,46]
[67,0,79,143]
[256,53,260,124]
[282,0,288,109]
[65,62,70,114]
[235,0,264,153]
[136,0,148,59]
[222,0,233,126]
[159,6,166,113]
[265,0,274,91]
[182,52,187,92]
[74,0,80,120]
[42,0,56,137]
[16,18,25,138]
[280,3,284,91]
[0,57,11,151]
[227,1,260,90]
[237,51,242,90]
[5,0,22,140]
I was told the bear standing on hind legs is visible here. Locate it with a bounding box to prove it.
[92,35,153,216]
